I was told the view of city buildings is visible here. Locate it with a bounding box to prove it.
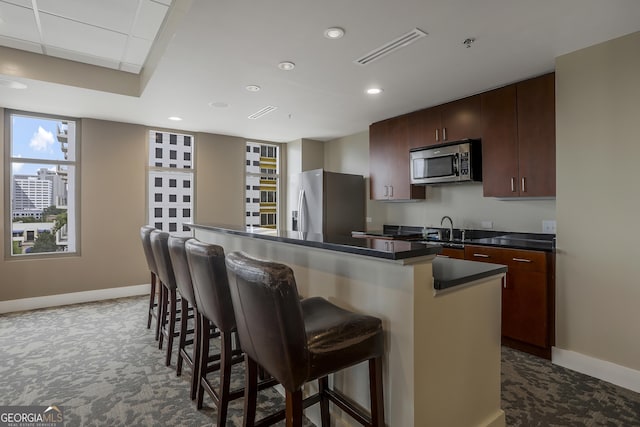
[245,142,279,229]
[10,118,74,255]
[147,131,194,236]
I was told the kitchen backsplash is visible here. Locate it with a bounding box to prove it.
[376,183,556,234]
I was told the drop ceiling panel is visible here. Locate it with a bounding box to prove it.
[132,0,168,40]
[0,0,31,7]
[0,2,41,43]
[36,0,138,34]
[40,13,128,59]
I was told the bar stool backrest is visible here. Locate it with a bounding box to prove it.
[140,226,158,275]
[150,230,177,290]
[185,240,236,333]
[225,251,309,391]
[168,236,196,307]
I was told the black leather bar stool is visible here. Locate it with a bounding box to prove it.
[185,239,244,425]
[185,240,277,426]
[150,230,181,366]
[168,235,200,399]
[225,251,386,427]
[140,225,160,340]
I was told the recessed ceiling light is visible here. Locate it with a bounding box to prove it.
[324,27,345,39]
[168,116,182,121]
[0,78,28,89]
[278,61,296,71]
[245,85,261,92]
[366,88,383,95]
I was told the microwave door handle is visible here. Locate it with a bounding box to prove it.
[453,154,460,176]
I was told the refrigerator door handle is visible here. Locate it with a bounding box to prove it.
[297,189,306,232]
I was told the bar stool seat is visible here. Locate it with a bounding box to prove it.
[302,296,383,380]
[225,251,385,427]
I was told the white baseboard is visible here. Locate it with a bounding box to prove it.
[0,284,150,314]
[552,347,640,393]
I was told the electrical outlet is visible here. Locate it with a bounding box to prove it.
[366,217,372,223]
[542,220,556,233]
[481,221,493,229]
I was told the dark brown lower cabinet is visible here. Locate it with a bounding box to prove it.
[438,247,465,259]
[464,245,554,359]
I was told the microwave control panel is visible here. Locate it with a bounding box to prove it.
[459,152,470,177]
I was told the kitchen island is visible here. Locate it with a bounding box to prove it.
[189,223,507,427]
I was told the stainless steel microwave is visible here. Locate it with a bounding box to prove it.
[410,139,482,185]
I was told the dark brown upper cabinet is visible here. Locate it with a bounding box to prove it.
[481,73,556,197]
[370,116,426,201]
[408,95,481,149]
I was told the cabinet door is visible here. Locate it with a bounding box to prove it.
[481,85,520,197]
[369,120,393,200]
[408,107,441,148]
[370,116,425,200]
[517,73,556,197]
[465,245,550,349]
[440,95,482,142]
[503,270,548,347]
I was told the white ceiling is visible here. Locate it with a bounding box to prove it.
[0,0,170,73]
[1,0,640,143]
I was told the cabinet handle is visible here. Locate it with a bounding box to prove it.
[521,177,526,193]
[473,253,490,258]
[442,127,447,141]
[384,185,388,197]
[435,129,439,142]
[389,185,393,197]
[503,277,507,289]
[512,257,532,263]
[511,177,516,192]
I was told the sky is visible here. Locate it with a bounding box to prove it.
[11,115,68,176]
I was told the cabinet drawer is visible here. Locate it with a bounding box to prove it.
[503,248,547,273]
[464,245,547,273]
[464,245,508,264]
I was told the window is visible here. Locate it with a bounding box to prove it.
[7,111,78,256]
[148,131,194,236]
[245,141,279,230]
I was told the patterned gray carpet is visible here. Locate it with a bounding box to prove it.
[1,296,639,426]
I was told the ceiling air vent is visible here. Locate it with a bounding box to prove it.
[248,105,278,120]
[355,28,428,66]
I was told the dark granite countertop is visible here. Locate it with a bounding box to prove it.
[187,223,443,261]
[432,257,507,291]
[363,225,556,252]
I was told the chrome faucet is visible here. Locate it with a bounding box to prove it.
[441,215,453,241]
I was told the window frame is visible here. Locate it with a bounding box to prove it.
[4,109,81,259]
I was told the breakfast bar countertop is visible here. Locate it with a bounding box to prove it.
[432,257,507,291]
[187,222,443,261]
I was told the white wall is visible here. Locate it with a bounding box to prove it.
[555,31,640,372]
[324,131,556,233]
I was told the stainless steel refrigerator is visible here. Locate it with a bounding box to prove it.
[296,168,365,235]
